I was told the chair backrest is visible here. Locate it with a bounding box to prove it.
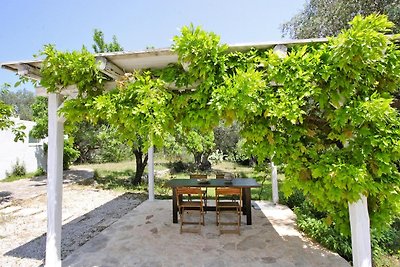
[215,173,225,179]
[190,174,207,179]
[176,187,204,205]
[215,187,242,207]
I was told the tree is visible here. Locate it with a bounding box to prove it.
[0,100,15,131]
[0,87,35,120]
[31,95,131,165]
[34,30,132,167]
[227,15,400,234]
[56,70,173,184]
[38,16,400,240]
[30,96,48,139]
[282,0,400,38]
[31,96,80,169]
[92,29,123,53]
[213,122,240,160]
[169,124,215,170]
[0,85,26,142]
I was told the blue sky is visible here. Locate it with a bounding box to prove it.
[0,0,306,90]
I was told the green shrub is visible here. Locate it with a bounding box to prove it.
[371,219,400,266]
[167,160,188,173]
[33,167,46,176]
[282,187,400,266]
[295,209,353,261]
[63,139,80,170]
[6,159,26,177]
[43,138,80,170]
[280,189,305,209]
[93,126,132,163]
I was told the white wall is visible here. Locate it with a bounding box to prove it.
[0,118,46,180]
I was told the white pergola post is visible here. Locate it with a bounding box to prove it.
[148,146,154,201]
[271,161,279,204]
[348,195,372,267]
[45,93,64,267]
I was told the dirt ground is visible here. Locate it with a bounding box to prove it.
[0,169,145,267]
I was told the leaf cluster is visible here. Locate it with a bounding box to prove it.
[282,0,400,38]
[40,45,105,97]
[92,29,124,53]
[0,96,26,142]
[38,15,400,235]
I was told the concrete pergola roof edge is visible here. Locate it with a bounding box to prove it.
[1,37,330,82]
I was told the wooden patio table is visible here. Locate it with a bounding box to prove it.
[166,178,261,225]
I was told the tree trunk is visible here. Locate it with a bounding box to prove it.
[200,152,211,170]
[131,148,148,185]
[194,152,211,171]
[194,152,202,167]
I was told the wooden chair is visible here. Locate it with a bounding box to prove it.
[189,174,208,208]
[215,187,242,235]
[190,174,208,180]
[176,187,205,234]
[216,173,235,179]
[215,173,225,179]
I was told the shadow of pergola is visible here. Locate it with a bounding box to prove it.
[0,191,12,205]
[4,192,145,264]
[60,200,350,267]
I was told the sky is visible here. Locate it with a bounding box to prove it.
[0,0,306,90]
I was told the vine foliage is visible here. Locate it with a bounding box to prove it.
[39,14,400,234]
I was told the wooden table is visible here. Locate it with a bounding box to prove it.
[166,178,261,225]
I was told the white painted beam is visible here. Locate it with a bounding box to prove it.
[35,83,116,97]
[148,146,155,201]
[45,93,64,267]
[96,56,124,80]
[273,44,288,59]
[348,195,372,267]
[271,162,279,204]
[17,63,41,80]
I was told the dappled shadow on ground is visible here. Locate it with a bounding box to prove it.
[0,191,12,204]
[4,192,146,263]
[29,169,94,185]
[95,170,136,190]
[62,200,349,267]
[94,170,173,199]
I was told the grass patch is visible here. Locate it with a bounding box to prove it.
[78,159,277,201]
[1,172,37,183]
[74,160,169,174]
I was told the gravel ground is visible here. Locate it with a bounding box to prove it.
[0,170,146,267]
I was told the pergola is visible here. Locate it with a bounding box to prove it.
[1,37,371,267]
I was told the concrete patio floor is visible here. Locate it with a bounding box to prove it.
[63,200,350,267]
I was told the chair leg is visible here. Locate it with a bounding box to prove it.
[180,210,183,234]
[179,208,203,234]
[218,209,241,235]
[237,210,241,235]
[180,208,186,233]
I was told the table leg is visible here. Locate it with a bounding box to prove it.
[172,188,178,223]
[241,188,246,215]
[243,188,252,225]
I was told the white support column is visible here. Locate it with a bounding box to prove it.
[45,93,64,267]
[348,195,372,267]
[271,162,279,204]
[148,146,154,201]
